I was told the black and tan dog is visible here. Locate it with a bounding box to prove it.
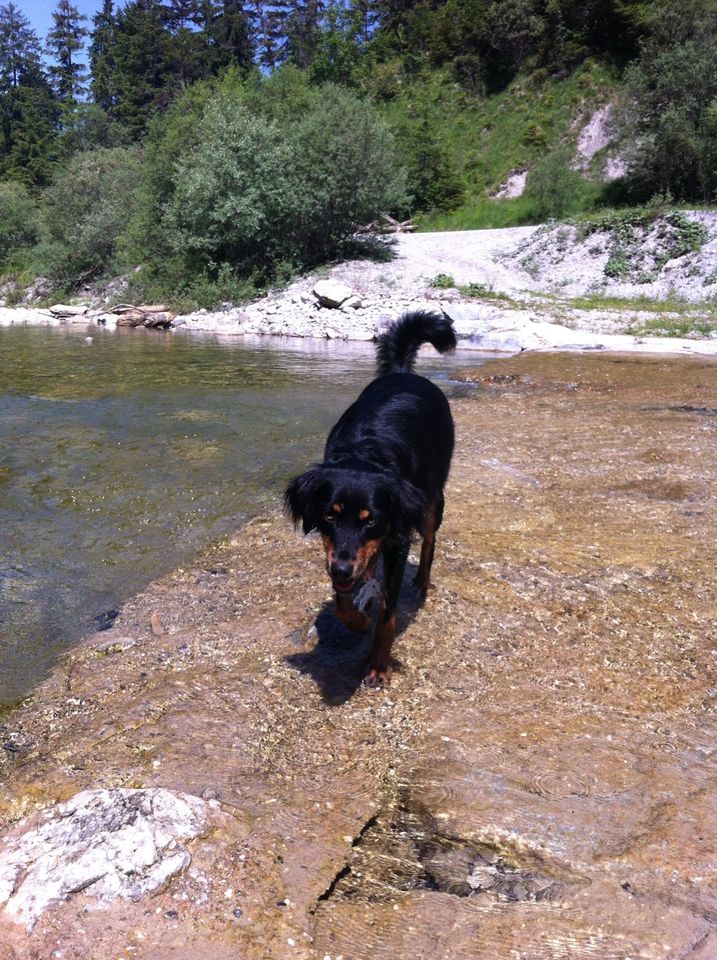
[284,310,456,684]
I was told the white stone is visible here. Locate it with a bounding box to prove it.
[493,170,528,199]
[0,788,209,929]
[313,279,353,308]
[340,295,364,311]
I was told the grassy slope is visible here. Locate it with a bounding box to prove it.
[382,60,619,230]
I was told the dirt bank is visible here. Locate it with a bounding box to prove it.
[0,352,716,958]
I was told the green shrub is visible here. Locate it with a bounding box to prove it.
[157,73,406,279]
[39,147,143,285]
[429,273,456,288]
[0,181,41,266]
[620,0,717,202]
[286,84,407,261]
[162,97,293,270]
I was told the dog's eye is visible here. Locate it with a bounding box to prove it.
[324,513,336,523]
[365,518,376,528]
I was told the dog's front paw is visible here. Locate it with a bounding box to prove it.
[364,663,393,687]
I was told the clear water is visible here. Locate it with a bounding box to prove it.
[0,324,486,705]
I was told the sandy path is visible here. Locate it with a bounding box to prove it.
[327,227,539,297]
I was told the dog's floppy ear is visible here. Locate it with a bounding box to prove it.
[378,478,426,537]
[284,467,329,534]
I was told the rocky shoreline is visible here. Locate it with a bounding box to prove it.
[2,279,717,357]
[2,225,717,356]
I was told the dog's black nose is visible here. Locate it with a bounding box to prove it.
[330,559,354,582]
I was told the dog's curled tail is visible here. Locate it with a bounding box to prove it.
[376,310,457,376]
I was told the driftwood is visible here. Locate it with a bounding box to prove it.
[113,304,175,329]
[357,214,415,235]
[381,213,415,233]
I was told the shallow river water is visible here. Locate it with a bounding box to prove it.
[0,348,715,958]
[0,324,484,705]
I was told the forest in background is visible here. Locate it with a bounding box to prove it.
[1,0,716,306]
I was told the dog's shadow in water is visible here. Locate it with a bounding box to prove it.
[285,560,424,705]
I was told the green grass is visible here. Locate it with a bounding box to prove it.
[624,316,717,338]
[568,292,717,314]
[383,60,620,230]
[542,290,717,338]
[420,195,540,230]
[428,272,517,303]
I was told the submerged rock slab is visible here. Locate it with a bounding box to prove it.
[0,788,210,929]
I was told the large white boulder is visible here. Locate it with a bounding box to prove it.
[0,788,212,929]
[312,279,353,308]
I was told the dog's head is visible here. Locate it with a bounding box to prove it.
[284,464,424,593]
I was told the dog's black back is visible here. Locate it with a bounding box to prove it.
[325,370,454,508]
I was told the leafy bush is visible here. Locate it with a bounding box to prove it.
[154,72,406,280]
[162,97,293,269]
[285,84,407,261]
[0,181,41,265]
[39,147,143,285]
[429,273,456,288]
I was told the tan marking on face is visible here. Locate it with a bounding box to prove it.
[331,503,342,514]
[359,509,370,521]
[353,537,383,578]
[321,533,334,571]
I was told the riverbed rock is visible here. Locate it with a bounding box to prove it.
[0,307,59,326]
[312,279,353,308]
[0,788,211,930]
[340,294,364,311]
[0,351,715,957]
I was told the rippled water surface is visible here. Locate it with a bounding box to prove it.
[0,325,485,705]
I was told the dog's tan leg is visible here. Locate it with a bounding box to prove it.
[366,611,396,685]
[365,541,408,686]
[334,591,370,633]
[413,492,444,597]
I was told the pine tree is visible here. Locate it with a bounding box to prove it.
[89,0,116,112]
[110,0,169,138]
[284,0,324,69]
[46,0,89,106]
[206,0,254,72]
[163,0,213,89]
[4,71,59,184]
[0,3,57,183]
[0,2,42,88]
[249,1,289,69]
